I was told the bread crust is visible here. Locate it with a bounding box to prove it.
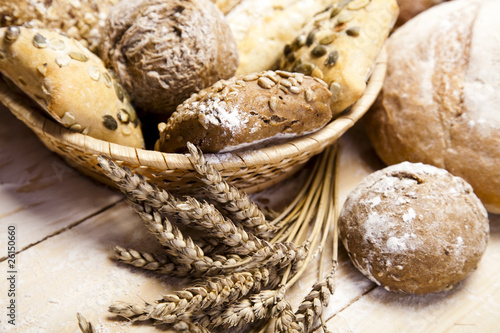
[339,162,489,294]
[364,0,500,213]
[155,71,332,153]
[0,27,144,148]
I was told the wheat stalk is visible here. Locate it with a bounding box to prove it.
[186,142,276,238]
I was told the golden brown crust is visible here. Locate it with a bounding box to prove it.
[364,0,500,213]
[0,26,144,148]
[100,0,238,118]
[0,0,119,52]
[155,71,333,153]
[339,162,489,294]
[279,0,399,115]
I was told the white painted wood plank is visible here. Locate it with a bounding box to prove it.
[0,104,122,251]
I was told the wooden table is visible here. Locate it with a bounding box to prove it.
[0,104,499,332]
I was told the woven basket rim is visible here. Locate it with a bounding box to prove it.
[2,48,387,172]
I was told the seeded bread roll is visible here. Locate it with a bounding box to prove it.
[155,71,333,153]
[279,0,399,115]
[226,0,334,75]
[100,0,238,118]
[339,162,489,294]
[211,0,242,14]
[364,0,500,213]
[0,26,144,148]
[0,0,119,52]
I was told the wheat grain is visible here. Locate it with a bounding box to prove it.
[186,143,275,238]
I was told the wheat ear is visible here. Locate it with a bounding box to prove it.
[186,143,275,238]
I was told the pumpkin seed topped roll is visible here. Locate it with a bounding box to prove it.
[279,0,399,115]
[155,70,333,154]
[0,26,144,148]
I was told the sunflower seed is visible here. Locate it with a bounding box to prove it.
[61,112,76,126]
[257,77,275,89]
[242,74,259,82]
[88,66,100,81]
[55,55,71,67]
[69,52,88,62]
[347,0,370,10]
[289,86,301,94]
[269,96,278,112]
[329,81,342,102]
[280,79,292,88]
[70,124,82,132]
[305,88,316,102]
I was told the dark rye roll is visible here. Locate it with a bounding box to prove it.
[155,70,333,153]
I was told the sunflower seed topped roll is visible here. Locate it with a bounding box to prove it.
[155,70,333,153]
[0,26,144,148]
[279,0,399,115]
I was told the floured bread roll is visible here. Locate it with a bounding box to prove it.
[339,162,489,294]
[279,0,399,115]
[211,0,242,14]
[100,0,238,118]
[226,0,334,75]
[155,71,332,153]
[396,0,449,27]
[0,0,119,52]
[364,0,500,213]
[0,26,144,148]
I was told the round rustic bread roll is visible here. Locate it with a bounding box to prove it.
[395,0,449,27]
[339,162,489,294]
[364,0,500,213]
[155,70,333,153]
[100,0,238,117]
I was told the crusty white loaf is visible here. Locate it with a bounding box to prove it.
[364,0,500,213]
[0,26,144,148]
[226,0,334,75]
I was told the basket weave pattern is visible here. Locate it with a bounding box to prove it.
[0,49,387,194]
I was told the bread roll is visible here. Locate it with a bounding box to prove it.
[0,0,119,52]
[155,71,332,153]
[226,0,334,75]
[279,0,399,115]
[100,0,238,118]
[211,0,242,14]
[339,162,489,294]
[396,0,449,27]
[364,0,500,213]
[0,26,144,148]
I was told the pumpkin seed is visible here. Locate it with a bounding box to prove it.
[103,72,112,88]
[337,12,354,24]
[5,26,20,43]
[103,115,118,131]
[293,35,307,49]
[330,7,342,18]
[117,109,130,124]
[346,27,361,37]
[49,38,65,50]
[293,62,314,76]
[56,55,71,67]
[18,77,27,86]
[70,124,82,132]
[325,50,339,67]
[311,45,328,57]
[33,33,48,48]
[114,82,124,102]
[319,34,336,45]
[306,31,316,47]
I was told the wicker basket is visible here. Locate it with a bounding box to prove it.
[0,49,387,194]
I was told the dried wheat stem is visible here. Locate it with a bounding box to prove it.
[197,286,290,330]
[186,143,275,238]
[173,320,212,333]
[77,313,97,333]
[295,264,337,332]
[109,267,271,325]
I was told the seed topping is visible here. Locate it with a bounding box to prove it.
[5,26,21,43]
[103,115,118,131]
[33,33,48,48]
